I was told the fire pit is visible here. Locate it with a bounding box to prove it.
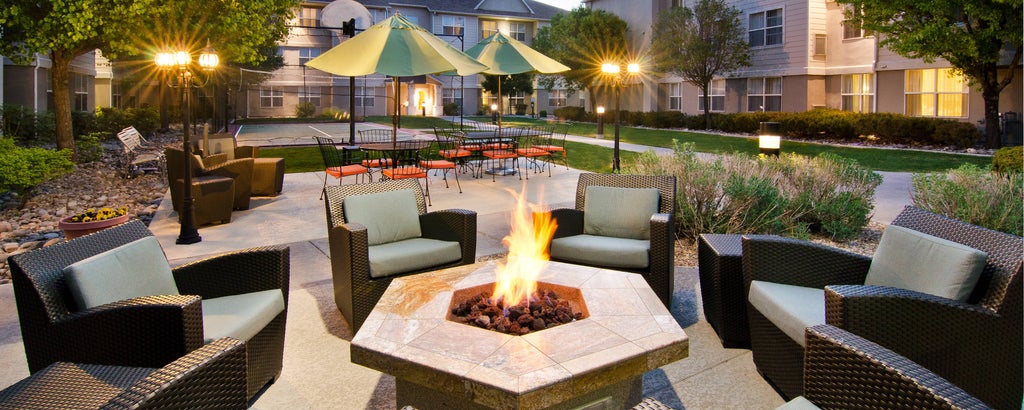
[350,189,688,408]
[350,261,689,409]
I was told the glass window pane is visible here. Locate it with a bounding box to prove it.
[936,69,965,92]
[905,70,923,93]
[711,79,725,94]
[766,9,782,27]
[937,94,965,117]
[766,77,782,94]
[748,96,762,111]
[861,74,874,93]
[765,96,782,111]
[749,13,764,30]
[748,78,764,94]
[712,96,724,111]
[766,27,783,45]
[749,31,764,46]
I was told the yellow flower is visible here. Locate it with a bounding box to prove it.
[68,206,128,222]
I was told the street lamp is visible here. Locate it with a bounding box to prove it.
[601,62,640,172]
[155,42,219,245]
[596,106,605,139]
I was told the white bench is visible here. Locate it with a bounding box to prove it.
[116,126,165,177]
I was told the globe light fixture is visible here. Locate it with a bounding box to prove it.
[601,61,641,172]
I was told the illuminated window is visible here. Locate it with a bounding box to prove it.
[698,79,725,112]
[747,77,782,112]
[299,7,320,27]
[442,15,464,36]
[841,73,874,113]
[905,68,967,117]
[749,9,783,47]
[481,21,498,38]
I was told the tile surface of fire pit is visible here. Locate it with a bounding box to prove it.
[351,261,689,409]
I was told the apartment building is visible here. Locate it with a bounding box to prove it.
[586,0,1022,126]
[2,52,97,114]
[243,0,569,119]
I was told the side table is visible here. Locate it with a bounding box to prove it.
[698,234,749,348]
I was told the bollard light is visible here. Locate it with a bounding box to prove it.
[758,122,781,157]
[596,106,605,139]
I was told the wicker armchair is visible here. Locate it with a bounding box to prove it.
[8,220,290,401]
[796,324,990,410]
[166,146,254,210]
[743,206,1022,408]
[542,173,676,308]
[0,337,247,409]
[324,179,477,333]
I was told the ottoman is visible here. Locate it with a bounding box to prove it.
[252,157,285,196]
[698,234,749,348]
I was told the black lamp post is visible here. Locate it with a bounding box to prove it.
[601,62,641,172]
[155,42,219,245]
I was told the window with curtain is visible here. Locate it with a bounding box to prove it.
[548,89,567,107]
[747,77,782,111]
[905,68,967,117]
[355,86,375,107]
[260,87,284,108]
[749,9,783,47]
[442,88,462,107]
[299,48,321,66]
[73,73,89,111]
[481,21,498,38]
[698,79,725,112]
[668,83,682,110]
[510,22,528,42]
[299,87,321,106]
[843,5,868,39]
[841,73,874,113]
[442,15,464,36]
[298,7,320,27]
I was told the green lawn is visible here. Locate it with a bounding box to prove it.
[265,116,991,174]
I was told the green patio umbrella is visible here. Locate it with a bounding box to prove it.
[305,13,488,143]
[464,31,570,129]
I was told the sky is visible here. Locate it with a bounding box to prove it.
[536,0,582,11]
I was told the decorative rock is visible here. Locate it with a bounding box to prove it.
[67,200,79,208]
[42,232,60,240]
[2,243,17,253]
[0,221,11,232]
[43,238,63,247]
[19,241,41,251]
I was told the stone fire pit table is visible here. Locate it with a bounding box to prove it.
[351,261,689,409]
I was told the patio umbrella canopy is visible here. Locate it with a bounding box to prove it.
[305,13,488,143]
[464,31,570,128]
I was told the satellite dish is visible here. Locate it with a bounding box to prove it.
[321,0,373,37]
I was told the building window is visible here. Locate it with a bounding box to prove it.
[298,7,320,27]
[747,77,781,111]
[508,91,526,113]
[355,86,374,107]
[372,10,388,24]
[481,21,498,38]
[442,88,462,107]
[749,9,783,47]
[905,68,967,117]
[73,73,89,111]
[843,6,867,39]
[509,22,528,42]
[442,15,464,36]
[112,82,122,108]
[548,89,567,107]
[698,79,725,112]
[668,83,682,110]
[260,87,284,108]
[842,73,874,113]
[299,87,321,107]
[299,48,321,66]
[814,34,827,57]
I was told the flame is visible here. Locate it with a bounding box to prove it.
[492,186,558,310]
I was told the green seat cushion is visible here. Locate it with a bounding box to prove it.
[865,225,987,301]
[62,236,179,310]
[368,238,462,278]
[748,280,825,347]
[776,396,820,410]
[550,234,649,269]
[202,289,285,343]
[343,189,422,246]
[583,186,660,240]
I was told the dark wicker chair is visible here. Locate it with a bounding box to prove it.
[8,220,290,401]
[798,324,990,410]
[323,179,477,333]
[543,173,676,308]
[0,337,247,409]
[743,206,1022,408]
[166,146,254,211]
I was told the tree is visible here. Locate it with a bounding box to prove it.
[650,0,750,130]
[834,0,1022,148]
[0,0,297,155]
[481,73,534,114]
[533,7,630,112]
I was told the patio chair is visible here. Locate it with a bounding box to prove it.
[776,324,990,410]
[743,205,1022,408]
[481,127,520,182]
[420,132,463,194]
[514,126,553,179]
[8,220,291,401]
[533,123,570,169]
[166,146,254,210]
[115,126,165,178]
[196,132,286,196]
[541,173,677,308]
[356,128,395,176]
[323,179,476,332]
[314,136,370,200]
[0,337,247,409]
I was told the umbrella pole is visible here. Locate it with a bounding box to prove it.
[497,78,502,131]
[392,77,399,145]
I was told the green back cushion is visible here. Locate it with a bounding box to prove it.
[343,189,422,245]
[62,236,179,310]
[583,186,660,240]
[865,225,987,301]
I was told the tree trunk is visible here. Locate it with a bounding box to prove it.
[980,63,1004,149]
[50,51,75,155]
[701,84,711,130]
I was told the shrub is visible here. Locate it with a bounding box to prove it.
[295,102,316,118]
[553,106,587,122]
[539,110,547,118]
[992,146,1022,173]
[627,142,881,241]
[1,105,38,144]
[932,120,981,148]
[443,102,460,116]
[75,132,106,163]
[0,138,75,200]
[912,164,1023,236]
[317,107,350,121]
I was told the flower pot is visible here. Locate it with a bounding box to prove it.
[59,214,131,240]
